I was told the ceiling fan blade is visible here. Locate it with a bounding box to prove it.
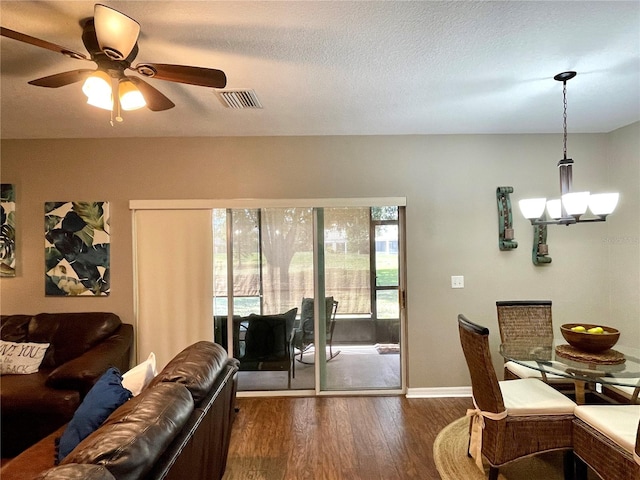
[127,76,175,111]
[1,27,88,60]
[93,4,140,61]
[133,63,227,88]
[28,69,95,88]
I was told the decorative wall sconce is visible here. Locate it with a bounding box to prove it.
[532,225,552,265]
[496,186,518,250]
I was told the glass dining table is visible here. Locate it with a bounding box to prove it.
[499,339,640,404]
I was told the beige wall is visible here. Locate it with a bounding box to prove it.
[1,122,638,389]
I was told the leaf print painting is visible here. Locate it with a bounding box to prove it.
[45,201,110,296]
[0,184,16,277]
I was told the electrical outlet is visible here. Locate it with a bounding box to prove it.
[451,275,464,289]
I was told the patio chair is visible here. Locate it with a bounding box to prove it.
[293,297,339,363]
[234,308,298,389]
[573,404,640,480]
[496,300,575,393]
[458,314,577,480]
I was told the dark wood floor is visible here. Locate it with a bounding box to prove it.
[222,395,472,480]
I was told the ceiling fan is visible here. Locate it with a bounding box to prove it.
[0,3,227,121]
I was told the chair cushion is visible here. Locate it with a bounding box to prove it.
[505,360,567,380]
[499,378,576,415]
[607,381,640,400]
[244,308,297,360]
[574,405,640,454]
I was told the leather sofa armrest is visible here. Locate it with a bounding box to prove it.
[46,324,133,395]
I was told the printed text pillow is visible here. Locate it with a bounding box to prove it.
[0,340,50,375]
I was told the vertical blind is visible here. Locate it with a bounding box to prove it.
[132,209,213,370]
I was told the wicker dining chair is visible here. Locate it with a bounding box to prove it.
[573,404,640,480]
[603,381,640,405]
[496,300,575,392]
[458,314,577,480]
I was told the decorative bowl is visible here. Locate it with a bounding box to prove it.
[560,323,620,353]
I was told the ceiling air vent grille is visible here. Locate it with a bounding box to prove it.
[216,89,263,109]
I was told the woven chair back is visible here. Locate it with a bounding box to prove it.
[496,300,553,344]
[458,314,505,414]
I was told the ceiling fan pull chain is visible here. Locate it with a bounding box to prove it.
[116,98,123,123]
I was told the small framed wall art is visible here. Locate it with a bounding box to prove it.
[45,201,110,296]
[0,184,16,277]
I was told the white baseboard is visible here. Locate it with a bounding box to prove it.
[405,386,472,399]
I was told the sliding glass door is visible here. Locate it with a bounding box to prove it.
[322,206,403,392]
[210,201,405,394]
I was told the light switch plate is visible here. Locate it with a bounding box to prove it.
[451,275,464,288]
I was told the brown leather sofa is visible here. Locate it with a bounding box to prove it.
[1,312,133,457]
[1,341,240,480]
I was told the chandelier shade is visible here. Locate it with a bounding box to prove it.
[519,198,547,220]
[546,199,562,220]
[561,191,590,218]
[588,193,619,216]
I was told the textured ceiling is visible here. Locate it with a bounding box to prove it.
[1,1,639,139]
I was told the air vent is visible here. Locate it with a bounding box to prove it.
[216,89,263,109]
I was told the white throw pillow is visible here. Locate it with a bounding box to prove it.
[0,340,50,375]
[122,352,157,396]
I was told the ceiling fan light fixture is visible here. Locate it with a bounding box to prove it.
[94,4,140,61]
[119,80,146,111]
[86,93,113,111]
[82,70,111,99]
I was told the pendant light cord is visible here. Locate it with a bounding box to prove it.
[562,80,568,160]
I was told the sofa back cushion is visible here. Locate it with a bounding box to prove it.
[62,382,193,480]
[34,464,116,480]
[147,341,228,404]
[0,315,33,342]
[29,313,121,368]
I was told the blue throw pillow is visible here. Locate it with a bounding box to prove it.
[56,367,132,462]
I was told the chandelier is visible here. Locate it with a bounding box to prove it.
[519,71,619,226]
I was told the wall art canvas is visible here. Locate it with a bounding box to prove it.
[0,184,16,277]
[45,201,110,296]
